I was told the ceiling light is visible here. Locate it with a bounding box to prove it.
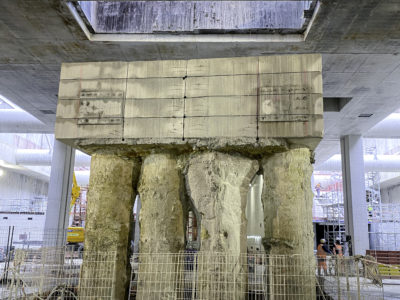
[358,114,373,118]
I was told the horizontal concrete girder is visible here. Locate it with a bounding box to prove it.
[0,111,52,133]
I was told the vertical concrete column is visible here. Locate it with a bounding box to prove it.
[80,154,140,300]
[185,151,258,300]
[341,135,369,255]
[136,153,185,299]
[44,140,75,247]
[262,148,315,300]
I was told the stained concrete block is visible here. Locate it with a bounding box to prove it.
[56,99,80,118]
[55,54,323,151]
[185,96,257,117]
[81,154,140,300]
[123,118,183,139]
[124,98,184,118]
[260,94,323,117]
[186,54,321,77]
[126,78,184,99]
[128,60,187,78]
[58,79,126,100]
[60,61,128,80]
[185,75,258,98]
[187,56,259,77]
[261,148,315,299]
[55,118,123,140]
[78,99,123,119]
[184,116,257,138]
[185,151,258,299]
[258,116,323,138]
[259,72,322,94]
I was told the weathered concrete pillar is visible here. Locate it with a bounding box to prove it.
[136,153,185,299]
[262,148,315,299]
[80,154,140,300]
[185,151,258,299]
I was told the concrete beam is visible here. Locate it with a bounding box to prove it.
[0,111,53,133]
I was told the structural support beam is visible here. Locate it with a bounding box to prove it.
[80,154,140,300]
[341,135,369,255]
[44,140,75,247]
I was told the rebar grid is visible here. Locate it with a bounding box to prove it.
[0,247,116,299]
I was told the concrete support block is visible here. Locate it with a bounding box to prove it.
[185,116,257,138]
[126,78,184,99]
[60,61,128,80]
[124,98,184,118]
[185,151,258,299]
[80,154,140,300]
[136,153,185,299]
[128,60,187,78]
[185,95,257,117]
[262,148,315,299]
[124,118,183,139]
[56,55,323,148]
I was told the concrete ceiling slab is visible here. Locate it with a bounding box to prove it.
[0,0,399,164]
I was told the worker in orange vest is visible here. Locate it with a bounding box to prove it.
[317,239,332,276]
[333,237,344,275]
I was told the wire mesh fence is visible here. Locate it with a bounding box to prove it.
[320,256,385,300]
[0,246,389,299]
[0,247,116,299]
[128,252,385,300]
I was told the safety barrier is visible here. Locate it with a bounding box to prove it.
[0,248,387,300]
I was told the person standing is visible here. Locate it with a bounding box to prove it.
[333,237,344,275]
[317,238,332,276]
[333,238,343,256]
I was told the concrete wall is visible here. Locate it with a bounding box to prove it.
[55,54,323,152]
[0,168,48,201]
[0,213,45,230]
[381,184,400,204]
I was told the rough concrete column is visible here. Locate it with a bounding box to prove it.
[136,153,185,299]
[185,151,258,300]
[262,148,315,300]
[80,154,140,300]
